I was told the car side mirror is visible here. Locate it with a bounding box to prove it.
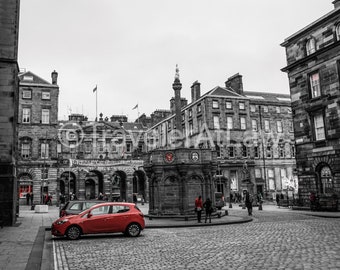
[87,213,92,218]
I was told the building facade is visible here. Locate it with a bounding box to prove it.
[17,71,60,205]
[0,0,20,225]
[146,73,296,202]
[281,0,340,209]
[16,70,149,205]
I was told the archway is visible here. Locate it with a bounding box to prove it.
[17,173,33,205]
[60,171,77,200]
[132,170,147,201]
[113,171,127,201]
[85,170,104,199]
[85,179,96,199]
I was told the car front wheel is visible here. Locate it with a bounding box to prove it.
[66,225,81,240]
[126,223,141,237]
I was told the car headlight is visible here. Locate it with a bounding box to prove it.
[55,219,69,225]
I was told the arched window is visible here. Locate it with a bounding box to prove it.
[320,166,333,194]
[306,38,316,55]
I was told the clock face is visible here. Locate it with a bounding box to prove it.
[164,152,174,163]
[191,152,199,162]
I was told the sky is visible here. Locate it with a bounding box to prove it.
[18,0,333,122]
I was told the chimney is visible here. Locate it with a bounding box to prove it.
[333,0,340,8]
[225,73,243,95]
[51,70,58,85]
[191,80,201,102]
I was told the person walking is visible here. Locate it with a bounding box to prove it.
[245,192,253,216]
[26,193,30,205]
[195,195,203,223]
[203,198,213,223]
[276,193,280,208]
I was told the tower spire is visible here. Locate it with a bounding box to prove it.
[172,64,182,135]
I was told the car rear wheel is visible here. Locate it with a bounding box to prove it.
[126,223,141,237]
[66,226,81,240]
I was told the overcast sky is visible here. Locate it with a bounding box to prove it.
[18,0,333,122]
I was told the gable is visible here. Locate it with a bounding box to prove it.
[18,71,52,85]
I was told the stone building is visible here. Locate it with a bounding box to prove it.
[145,72,296,203]
[17,71,60,205]
[57,113,148,203]
[281,0,340,209]
[0,0,20,225]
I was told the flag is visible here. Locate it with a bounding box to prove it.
[132,104,138,110]
[93,85,97,93]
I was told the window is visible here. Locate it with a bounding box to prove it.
[226,101,232,109]
[276,106,281,113]
[228,145,235,158]
[215,143,221,158]
[197,118,202,132]
[266,145,273,158]
[239,102,245,110]
[189,122,193,136]
[254,146,259,158]
[42,91,50,100]
[314,113,325,141]
[310,72,321,98]
[336,24,340,41]
[197,104,201,113]
[188,109,192,118]
[278,142,285,158]
[252,119,257,131]
[21,143,30,158]
[263,106,268,113]
[288,121,294,132]
[255,169,261,178]
[268,169,275,190]
[22,89,32,99]
[22,108,31,123]
[306,38,316,55]
[41,109,50,124]
[226,116,233,130]
[213,116,220,129]
[250,105,256,112]
[241,143,248,158]
[240,117,246,130]
[277,121,283,133]
[91,205,110,216]
[41,168,48,180]
[57,143,62,154]
[290,144,296,157]
[41,143,49,159]
[212,100,219,109]
[264,120,270,132]
[126,142,132,152]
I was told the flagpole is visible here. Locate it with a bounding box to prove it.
[95,85,98,121]
[137,105,140,123]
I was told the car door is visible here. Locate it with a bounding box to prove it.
[81,205,111,234]
[105,205,131,233]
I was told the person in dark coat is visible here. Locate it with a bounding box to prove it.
[203,198,213,223]
[245,192,253,216]
[276,193,280,208]
[26,193,30,205]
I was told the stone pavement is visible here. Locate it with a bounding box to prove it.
[0,202,339,270]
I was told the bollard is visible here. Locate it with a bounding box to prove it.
[259,202,263,211]
[225,210,229,216]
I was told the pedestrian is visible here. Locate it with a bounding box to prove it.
[30,193,33,205]
[203,198,213,223]
[245,192,253,216]
[276,193,280,208]
[26,192,30,205]
[98,192,103,200]
[309,192,316,211]
[195,195,203,223]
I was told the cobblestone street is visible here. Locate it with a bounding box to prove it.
[52,210,340,270]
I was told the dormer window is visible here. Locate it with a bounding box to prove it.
[306,38,316,55]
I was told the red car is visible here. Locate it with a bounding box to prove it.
[52,202,145,240]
